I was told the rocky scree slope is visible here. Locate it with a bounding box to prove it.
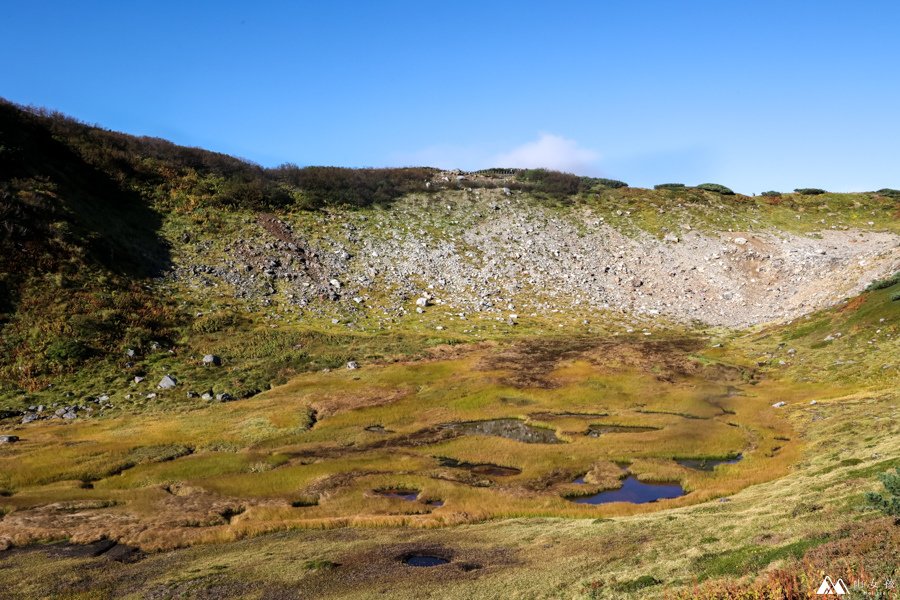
[170,193,899,328]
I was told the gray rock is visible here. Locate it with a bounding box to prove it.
[346,361,359,370]
[158,375,177,389]
[186,391,200,399]
[126,348,136,357]
[772,401,787,408]
[216,393,235,402]
[21,413,38,424]
[133,376,145,384]
[201,391,214,401]
[202,354,222,366]
[62,411,77,420]
[0,435,19,444]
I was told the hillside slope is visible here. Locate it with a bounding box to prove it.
[1,99,898,413]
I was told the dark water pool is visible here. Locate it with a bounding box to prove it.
[375,489,419,501]
[676,454,742,471]
[403,554,450,567]
[441,419,561,443]
[568,476,685,504]
[437,456,522,476]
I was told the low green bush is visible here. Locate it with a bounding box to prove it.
[654,183,686,190]
[761,190,782,197]
[696,183,735,195]
[593,178,628,189]
[44,338,92,365]
[615,576,662,592]
[865,271,900,292]
[865,467,900,516]
[875,188,900,198]
[794,188,826,195]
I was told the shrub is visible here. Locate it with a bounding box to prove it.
[654,183,686,190]
[865,271,900,292]
[892,292,900,302]
[593,178,628,189]
[875,188,900,198]
[191,312,239,334]
[615,575,662,592]
[761,190,782,197]
[794,188,827,195]
[515,169,585,198]
[271,165,436,208]
[696,183,735,195]
[44,338,92,365]
[865,467,900,516]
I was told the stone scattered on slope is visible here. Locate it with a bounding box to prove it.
[202,354,222,366]
[158,375,177,389]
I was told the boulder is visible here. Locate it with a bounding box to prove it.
[216,393,235,402]
[202,354,222,366]
[158,375,177,389]
[772,401,786,408]
[346,361,359,370]
[0,435,19,444]
[201,391,214,401]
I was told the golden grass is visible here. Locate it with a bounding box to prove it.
[0,338,824,552]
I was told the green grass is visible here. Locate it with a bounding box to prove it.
[693,536,828,580]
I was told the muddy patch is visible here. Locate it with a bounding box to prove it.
[364,424,393,434]
[636,409,707,420]
[439,419,561,444]
[586,424,660,437]
[437,457,522,477]
[530,411,609,421]
[568,476,685,504]
[479,337,600,387]
[676,454,743,471]
[374,488,420,501]
[44,539,144,563]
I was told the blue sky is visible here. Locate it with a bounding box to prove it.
[2,1,899,193]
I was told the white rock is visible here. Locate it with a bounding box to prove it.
[734,237,748,245]
[157,375,177,389]
[772,401,786,408]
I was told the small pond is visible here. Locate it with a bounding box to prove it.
[568,476,685,504]
[440,419,561,444]
[675,454,742,471]
[402,554,450,567]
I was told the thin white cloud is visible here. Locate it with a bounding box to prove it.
[491,133,600,174]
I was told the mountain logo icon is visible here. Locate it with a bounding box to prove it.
[816,576,848,595]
